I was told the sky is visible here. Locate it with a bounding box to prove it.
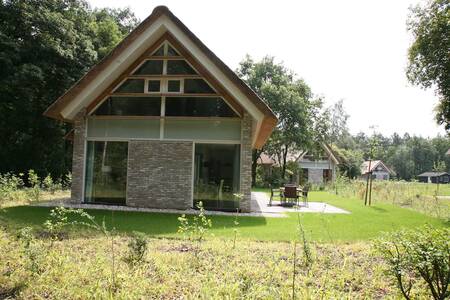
[89,0,445,137]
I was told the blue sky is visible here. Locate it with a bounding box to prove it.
[89,0,445,137]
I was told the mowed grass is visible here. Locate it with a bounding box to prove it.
[0,191,447,242]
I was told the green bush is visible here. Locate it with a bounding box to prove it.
[123,231,148,267]
[0,172,25,205]
[375,226,450,300]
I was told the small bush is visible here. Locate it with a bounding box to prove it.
[0,172,25,205]
[124,231,148,267]
[375,226,450,300]
[43,174,62,194]
[27,169,41,203]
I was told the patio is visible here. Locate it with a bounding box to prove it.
[251,192,350,214]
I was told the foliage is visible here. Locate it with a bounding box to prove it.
[0,225,443,299]
[237,55,320,183]
[0,0,138,178]
[338,132,450,180]
[123,231,148,267]
[375,226,450,300]
[27,169,41,203]
[177,201,212,243]
[0,172,25,206]
[42,174,61,194]
[407,0,450,130]
[325,179,450,218]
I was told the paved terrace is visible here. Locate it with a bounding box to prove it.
[35,192,349,218]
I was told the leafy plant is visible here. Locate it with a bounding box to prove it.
[27,169,41,203]
[124,231,148,267]
[0,172,24,206]
[375,226,450,300]
[177,201,212,243]
[42,174,61,194]
[17,226,45,275]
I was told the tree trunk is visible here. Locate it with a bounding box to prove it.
[281,146,288,180]
[251,149,261,187]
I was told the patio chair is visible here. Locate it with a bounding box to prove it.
[269,185,282,206]
[301,186,309,207]
[283,185,300,206]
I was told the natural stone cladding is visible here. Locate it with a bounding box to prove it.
[240,113,253,212]
[126,140,193,209]
[70,110,86,204]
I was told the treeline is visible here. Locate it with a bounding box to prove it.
[333,132,450,180]
[0,0,139,178]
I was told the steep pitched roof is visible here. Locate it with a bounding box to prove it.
[43,6,277,148]
[361,160,394,175]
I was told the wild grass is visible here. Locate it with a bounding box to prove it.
[328,180,450,218]
[0,227,411,299]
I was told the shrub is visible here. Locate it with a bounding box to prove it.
[177,201,212,243]
[27,169,41,202]
[123,231,148,267]
[42,174,62,194]
[0,172,24,205]
[375,226,450,300]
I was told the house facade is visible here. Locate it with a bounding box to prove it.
[298,143,340,184]
[360,160,394,180]
[44,6,277,212]
[417,172,450,184]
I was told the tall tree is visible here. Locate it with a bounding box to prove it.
[407,0,450,130]
[236,55,318,185]
[0,0,138,177]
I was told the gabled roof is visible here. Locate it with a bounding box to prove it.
[297,142,340,165]
[361,160,394,175]
[43,6,277,148]
[417,171,449,177]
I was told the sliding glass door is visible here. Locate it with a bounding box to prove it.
[84,141,128,205]
[193,143,240,211]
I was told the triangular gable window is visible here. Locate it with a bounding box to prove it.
[167,45,179,56]
[92,39,239,118]
[152,45,165,56]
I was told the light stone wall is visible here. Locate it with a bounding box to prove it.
[239,113,253,212]
[70,109,86,203]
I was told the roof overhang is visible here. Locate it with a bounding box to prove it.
[44,6,277,149]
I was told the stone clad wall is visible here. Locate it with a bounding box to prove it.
[240,113,253,212]
[70,110,86,203]
[126,140,193,209]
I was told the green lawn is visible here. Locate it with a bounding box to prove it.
[0,191,447,242]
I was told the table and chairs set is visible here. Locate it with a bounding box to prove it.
[269,184,309,207]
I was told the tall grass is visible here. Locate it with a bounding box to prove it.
[330,179,450,219]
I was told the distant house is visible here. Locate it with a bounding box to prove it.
[297,143,340,184]
[360,160,394,180]
[256,143,340,185]
[446,148,450,156]
[417,172,450,184]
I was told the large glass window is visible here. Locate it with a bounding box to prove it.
[165,97,237,117]
[184,79,215,94]
[84,141,128,205]
[93,97,161,116]
[134,60,163,75]
[194,144,240,211]
[114,79,144,93]
[167,60,197,75]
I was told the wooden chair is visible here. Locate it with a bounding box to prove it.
[283,185,299,206]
